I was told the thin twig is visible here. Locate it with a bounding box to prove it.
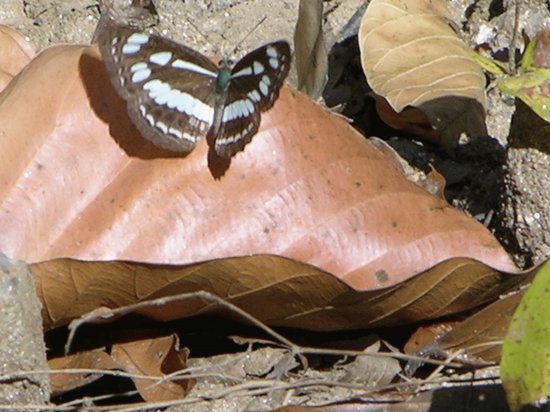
[56,290,498,411]
[64,290,487,371]
[509,0,520,74]
[65,290,308,367]
[63,373,501,412]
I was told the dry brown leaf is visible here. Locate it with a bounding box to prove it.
[404,321,456,356]
[111,335,191,402]
[48,349,119,394]
[34,257,530,332]
[0,42,516,285]
[341,341,400,385]
[50,335,191,401]
[373,96,441,144]
[435,286,530,363]
[358,0,487,144]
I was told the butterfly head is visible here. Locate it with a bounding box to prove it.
[216,65,232,95]
[218,57,235,68]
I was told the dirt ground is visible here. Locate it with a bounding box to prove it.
[1,0,550,410]
[453,0,550,269]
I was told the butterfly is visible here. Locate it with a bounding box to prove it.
[97,16,291,159]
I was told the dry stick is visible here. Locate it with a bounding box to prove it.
[60,291,495,410]
[294,345,490,368]
[0,368,242,387]
[4,361,497,412]
[0,372,499,412]
[282,387,295,406]
[68,379,400,412]
[424,349,467,383]
[69,373,502,412]
[0,369,240,411]
[84,350,487,410]
[0,368,163,384]
[156,356,247,385]
[61,389,140,409]
[0,405,72,411]
[509,0,520,75]
[117,358,247,399]
[5,370,260,411]
[411,349,499,407]
[65,290,307,366]
[65,290,480,370]
[65,291,489,370]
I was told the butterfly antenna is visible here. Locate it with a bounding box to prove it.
[229,16,267,56]
[183,16,221,55]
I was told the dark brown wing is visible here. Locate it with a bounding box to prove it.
[214,41,291,158]
[97,17,219,153]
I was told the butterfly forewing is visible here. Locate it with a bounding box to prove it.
[98,21,219,153]
[215,41,291,158]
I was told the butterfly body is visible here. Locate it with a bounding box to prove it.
[98,20,291,158]
[215,64,232,94]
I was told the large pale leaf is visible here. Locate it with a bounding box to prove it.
[0,26,34,90]
[358,0,487,144]
[358,0,485,110]
[0,32,529,342]
[0,43,516,290]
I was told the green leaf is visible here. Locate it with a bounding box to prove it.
[521,37,538,72]
[498,68,550,123]
[501,261,550,411]
[467,49,507,75]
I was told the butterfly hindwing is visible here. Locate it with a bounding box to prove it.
[215,87,262,158]
[215,41,291,158]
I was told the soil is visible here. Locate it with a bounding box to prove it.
[0,255,49,407]
[1,0,549,410]
[447,0,550,269]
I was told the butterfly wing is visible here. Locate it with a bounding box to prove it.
[97,19,219,153]
[214,41,291,158]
